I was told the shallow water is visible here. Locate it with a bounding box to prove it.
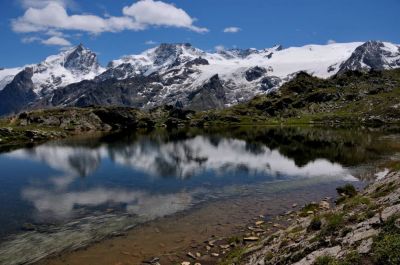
[0,126,399,264]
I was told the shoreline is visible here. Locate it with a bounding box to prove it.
[1,105,400,155]
[33,169,400,265]
[34,179,359,265]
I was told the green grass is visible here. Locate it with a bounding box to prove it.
[342,195,372,210]
[372,181,397,198]
[371,214,400,265]
[299,203,319,217]
[218,247,245,265]
[320,213,345,236]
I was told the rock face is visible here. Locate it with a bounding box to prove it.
[245,67,267,82]
[1,41,400,116]
[63,44,101,74]
[187,75,226,111]
[238,170,400,265]
[338,41,400,73]
[0,68,37,115]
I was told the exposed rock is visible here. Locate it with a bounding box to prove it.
[293,246,341,265]
[243,237,260,242]
[260,76,281,91]
[357,238,373,254]
[187,252,197,259]
[0,68,37,116]
[187,75,226,111]
[339,41,400,74]
[245,66,266,82]
[319,201,330,210]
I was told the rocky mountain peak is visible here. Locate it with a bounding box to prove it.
[338,40,400,73]
[63,44,101,74]
[152,43,203,66]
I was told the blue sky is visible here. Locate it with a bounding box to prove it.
[0,0,399,67]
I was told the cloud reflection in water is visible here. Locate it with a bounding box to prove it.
[6,135,354,220]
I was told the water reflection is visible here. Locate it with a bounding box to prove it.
[109,136,353,179]
[1,127,400,265]
[7,135,354,180]
[22,187,192,220]
[2,126,400,232]
[3,131,360,222]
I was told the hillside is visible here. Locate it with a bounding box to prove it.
[194,69,400,125]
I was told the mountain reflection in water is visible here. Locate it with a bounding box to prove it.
[4,134,355,220]
[1,126,399,238]
[1,127,400,265]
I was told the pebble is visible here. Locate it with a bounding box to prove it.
[319,201,330,210]
[292,203,298,208]
[211,253,220,257]
[255,221,265,226]
[206,246,211,251]
[220,244,230,249]
[196,252,201,258]
[244,236,260,241]
[181,262,190,265]
[187,252,196,259]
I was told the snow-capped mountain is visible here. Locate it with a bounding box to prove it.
[0,44,105,95]
[0,40,399,115]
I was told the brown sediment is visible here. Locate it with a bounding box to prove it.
[38,182,343,265]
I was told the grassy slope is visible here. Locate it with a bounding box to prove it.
[193,69,400,125]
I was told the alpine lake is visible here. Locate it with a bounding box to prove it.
[1,125,400,265]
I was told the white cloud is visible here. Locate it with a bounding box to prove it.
[215,45,225,52]
[19,0,74,9]
[12,3,144,34]
[12,0,208,45]
[21,36,42,43]
[223,27,241,33]
[123,0,208,33]
[42,36,71,46]
[145,40,157,45]
[327,39,337,44]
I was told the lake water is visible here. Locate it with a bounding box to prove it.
[0,126,399,265]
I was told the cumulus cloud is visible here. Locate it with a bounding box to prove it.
[123,0,208,33]
[42,36,71,46]
[223,27,241,33]
[12,3,144,34]
[19,0,75,9]
[21,36,42,43]
[12,0,208,45]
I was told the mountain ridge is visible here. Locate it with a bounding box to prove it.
[1,40,400,116]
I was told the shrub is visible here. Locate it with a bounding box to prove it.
[372,181,397,198]
[300,203,319,217]
[336,184,357,198]
[308,216,322,231]
[341,251,362,265]
[313,255,337,265]
[372,234,400,265]
[371,214,400,265]
[343,195,371,210]
[320,213,345,236]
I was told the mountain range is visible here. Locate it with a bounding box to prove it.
[0,40,399,116]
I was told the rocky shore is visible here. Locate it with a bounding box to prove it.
[90,169,400,265]
[202,170,400,265]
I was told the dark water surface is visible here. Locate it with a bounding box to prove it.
[0,126,399,264]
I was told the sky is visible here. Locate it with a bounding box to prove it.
[0,0,399,67]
